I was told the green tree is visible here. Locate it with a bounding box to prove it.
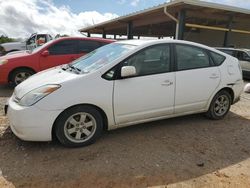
[0,35,15,44]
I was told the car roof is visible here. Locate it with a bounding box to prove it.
[216,47,250,52]
[55,37,115,43]
[116,39,222,53]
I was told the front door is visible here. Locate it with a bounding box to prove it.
[39,39,81,71]
[113,44,175,124]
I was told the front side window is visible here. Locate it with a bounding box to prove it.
[48,40,78,55]
[175,44,210,71]
[122,44,171,76]
[26,36,36,45]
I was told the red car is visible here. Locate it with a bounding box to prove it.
[0,37,114,86]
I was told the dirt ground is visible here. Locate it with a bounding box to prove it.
[0,83,250,188]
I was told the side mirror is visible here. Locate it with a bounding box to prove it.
[41,50,49,57]
[121,66,136,78]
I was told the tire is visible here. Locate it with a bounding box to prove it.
[55,105,104,147]
[205,90,232,120]
[10,68,35,86]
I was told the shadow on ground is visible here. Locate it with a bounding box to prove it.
[0,110,250,187]
[0,85,13,97]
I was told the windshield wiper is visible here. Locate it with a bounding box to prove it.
[68,64,81,73]
[61,64,81,73]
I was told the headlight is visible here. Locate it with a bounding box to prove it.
[18,84,61,106]
[0,59,8,65]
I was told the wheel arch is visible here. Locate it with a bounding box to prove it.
[216,87,235,104]
[207,87,235,111]
[51,103,109,141]
[8,66,36,83]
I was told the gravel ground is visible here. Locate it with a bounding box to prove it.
[0,84,250,188]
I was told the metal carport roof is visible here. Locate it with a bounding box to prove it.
[79,0,250,47]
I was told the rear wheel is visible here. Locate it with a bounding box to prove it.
[10,68,35,86]
[55,105,103,147]
[206,90,232,120]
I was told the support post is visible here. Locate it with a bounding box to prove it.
[177,9,186,40]
[224,15,233,47]
[114,34,116,39]
[102,29,106,39]
[127,21,133,39]
[87,32,91,37]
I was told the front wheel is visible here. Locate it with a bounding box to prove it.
[206,90,232,120]
[55,105,104,147]
[10,68,35,86]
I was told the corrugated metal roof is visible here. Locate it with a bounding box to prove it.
[79,0,250,32]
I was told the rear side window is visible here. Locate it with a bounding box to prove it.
[175,44,210,71]
[210,51,225,66]
[78,40,101,53]
[48,40,78,55]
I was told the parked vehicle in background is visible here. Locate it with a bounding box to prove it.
[6,40,243,147]
[0,33,52,56]
[217,48,250,79]
[0,37,114,85]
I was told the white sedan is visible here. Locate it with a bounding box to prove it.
[6,40,243,147]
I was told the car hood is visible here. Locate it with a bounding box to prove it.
[14,66,80,99]
[0,51,30,60]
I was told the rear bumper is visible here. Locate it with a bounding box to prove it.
[232,79,244,104]
[233,96,240,104]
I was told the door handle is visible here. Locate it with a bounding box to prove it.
[161,80,173,86]
[209,74,219,79]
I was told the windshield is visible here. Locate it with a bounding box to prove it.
[31,39,55,53]
[246,50,250,56]
[70,43,136,73]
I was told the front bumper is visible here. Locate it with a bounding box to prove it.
[0,67,9,84]
[7,97,62,141]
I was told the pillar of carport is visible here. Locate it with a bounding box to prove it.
[177,9,186,40]
[102,29,106,39]
[223,15,234,47]
[127,21,133,39]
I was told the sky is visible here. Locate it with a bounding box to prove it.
[0,0,249,39]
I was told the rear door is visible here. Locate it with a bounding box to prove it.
[174,44,220,113]
[39,39,79,70]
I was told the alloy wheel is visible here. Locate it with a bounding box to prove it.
[64,112,97,143]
